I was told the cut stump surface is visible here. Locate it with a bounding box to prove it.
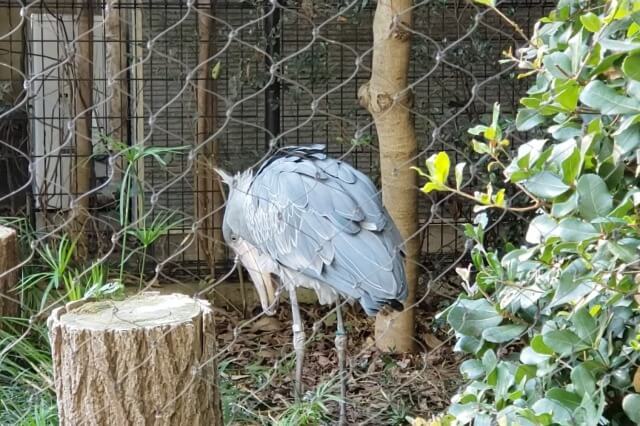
[48,292,222,426]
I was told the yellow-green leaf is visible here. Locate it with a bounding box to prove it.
[426,152,450,185]
[422,182,445,193]
[493,189,506,207]
[473,0,495,6]
[555,81,581,111]
[472,140,491,154]
[211,61,222,80]
[580,12,602,32]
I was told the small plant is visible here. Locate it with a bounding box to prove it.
[99,135,188,286]
[415,1,640,424]
[276,380,342,426]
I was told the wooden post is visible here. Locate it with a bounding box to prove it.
[0,226,19,320]
[195,2,225,277]
[48,293,223,425]
[105,0,129,179]
[70,1,95,257]
[358,0,418,353]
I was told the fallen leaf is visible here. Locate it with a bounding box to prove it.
[406,415,441,426]
[250,316,283,332]
[317,355,332,367]
[423,333,444,349]
[257,349,278,359]
[230,374,251,380]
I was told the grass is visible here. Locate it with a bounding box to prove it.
[0,319,57,426]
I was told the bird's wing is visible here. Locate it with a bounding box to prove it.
[245,148,407,313]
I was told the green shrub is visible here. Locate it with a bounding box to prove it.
[416,1,640,424]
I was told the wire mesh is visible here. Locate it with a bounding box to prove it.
[0,0,555,424]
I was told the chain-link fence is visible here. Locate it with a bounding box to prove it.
[0,0,553,424]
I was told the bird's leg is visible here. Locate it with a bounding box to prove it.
[289,285,305,400]
[335,301,347,425]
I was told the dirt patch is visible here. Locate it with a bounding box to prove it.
[214,280,462,425]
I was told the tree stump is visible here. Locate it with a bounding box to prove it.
[0,225,20,320]
[48,292,223,425]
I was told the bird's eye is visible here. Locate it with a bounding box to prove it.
[230,234,238,242]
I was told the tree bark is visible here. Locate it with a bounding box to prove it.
[105,0,129,181]
[47,292,223,426]
[0,225,19,321]
[358,0,418,353]
[69,2,95,258]
[195,1,225,277]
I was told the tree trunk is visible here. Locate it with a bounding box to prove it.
[69,2,95,258]
[0,225,19,321]
[105,0,129,181]
[47,292,223,425]
[358,0,418,353]
[195,1,225,277]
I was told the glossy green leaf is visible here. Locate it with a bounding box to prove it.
[561,148,582,184]
[482,324,527,343]
[460,359,485,380]
[543,52,573,79]
[531,335,554,355]
[623,394,640,424]
[614,123,640,156]
[542,330,586,356]
[551,192,579,217]
[572,308,598,345]
[551,218,600,242]
[579,80,640,115]
[571,365,596,397]
[482,349,498,374]
[532,398,573,424]
[576,174,613,220]
[523,172,570,199]
[447,299,503,337]
[549,275,596,309]
[516,108,546,131]
[600,38,640,52]
[525,214,557,244]
[622,54,640,81]
[520,346,550,365]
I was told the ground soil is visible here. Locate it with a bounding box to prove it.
[214,278,463,425]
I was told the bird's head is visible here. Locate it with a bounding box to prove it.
[215,167,279,315]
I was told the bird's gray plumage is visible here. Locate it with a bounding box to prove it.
[219,144,407,316]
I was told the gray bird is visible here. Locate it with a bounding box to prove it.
[216,145,407,419]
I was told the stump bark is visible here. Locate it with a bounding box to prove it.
[48,292,223,425]
[0,225,20,320]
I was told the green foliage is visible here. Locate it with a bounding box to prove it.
[415,1,640,424]
[99,135,188,286]
[0,319,57,426]
[276,380,342,426]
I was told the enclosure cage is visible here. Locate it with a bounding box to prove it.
[0,0,555,283]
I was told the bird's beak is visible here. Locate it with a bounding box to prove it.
[235,240,279,315]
